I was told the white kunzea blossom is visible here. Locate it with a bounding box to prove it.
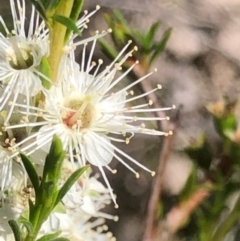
[0,157,116,241]
[7,38,174,206]
[0,175,28,240]
[0,146,25,198]
[0,0,49,123]
[39,168,117,241]
[40,210,117,241]
[75,5,101,33]
[0,203,21,239]
[0,111,27,197]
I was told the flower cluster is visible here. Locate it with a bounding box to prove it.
[0,0,173,240]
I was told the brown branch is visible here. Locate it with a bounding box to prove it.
[143,123,178,241]
[130,63,178,241]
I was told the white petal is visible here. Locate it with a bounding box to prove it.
[81,195,96,216]
[18,71,42,96]
[83,133,113,166]
[99,90,127,110]
[88,177,108,193]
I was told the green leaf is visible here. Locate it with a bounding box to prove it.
[146,21,161,44]
[143,21,161,51]
[150,28,172,64]
[39,57,52,89]
[42,181,55,196]
[214,115,237,138]
[65,0,84,42]
[20,153,39,193]
[52,15,81,35]
[184,134,212,170]
[8,220,21,241]
[28,199,35,221]
[36,231,62,241]
[37,181,57,214]
[104,10,132,47]
[68,0,84,23]
[28,198,34,213]
[112,9,128,26]
[132,30,145,45]
[28,0,47,20]
[54,166,89,207]
[104,13,115,30]
[42,135,65,184]
[18,216,33,233]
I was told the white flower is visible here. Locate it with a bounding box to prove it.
[0,0,49,123]
[0,147,25,197]
[40,210,116,241]
[40,169,117,241]
[7,39,174,206]
[0,111,27,196]
[0,203,20,238]
[75,5,101,33]
[80,175,112,216]
[0,235,15,241]
[0,176,28,240]
[59,161,112,216]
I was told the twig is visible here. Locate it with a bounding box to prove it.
[143,122,178,241]
[131,63,178,241]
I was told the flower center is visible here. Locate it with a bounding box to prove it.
[6,37,34,70]
[62,94,96,130]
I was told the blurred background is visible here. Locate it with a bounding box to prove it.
[2,0,240,240]
[80,1,240,241]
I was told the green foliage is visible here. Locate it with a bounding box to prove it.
[103,10,132,48]
[214,114,237,139]
[28,0,47,20]
[41,135,65,187]
[149,28,172,65]
[52,15,81,36]
[99,9,172,71]
[184,134,212,171]
[11,136,88,241]
[65,0,84,41]
[39,57,52,89]
[172,99,240,240]
[8,220,22,241]
[18,216,33,234]
[54,165,89,208]
[21,153,40,194]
